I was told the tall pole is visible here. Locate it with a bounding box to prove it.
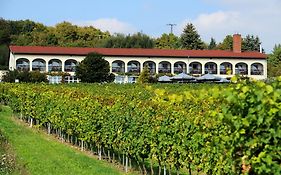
[167,23,176,34]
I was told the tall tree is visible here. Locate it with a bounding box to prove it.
[242,35,261,52]
[155,33,180,49]
[208,37,217,50]
[217,35,233,50]
[104,32,154,48]
[268,44,281,66]
[180,23,204,50]
[75,52,114,83]
[267,44,281,77]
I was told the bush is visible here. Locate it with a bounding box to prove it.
[2,70,47,83]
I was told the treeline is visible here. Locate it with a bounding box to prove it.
[0,18,265,70]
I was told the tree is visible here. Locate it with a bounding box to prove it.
[242,35,261,52]
[180,23,204,50]
[75,52,115,83]
[104,32,154,48]
[268,44,281,66]
[208,37,217,50]
[217,35,233,50]
[267,44,281,77]
[137,65,150,84]
[155,33,180,49]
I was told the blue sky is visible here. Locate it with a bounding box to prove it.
[1,0,281,53]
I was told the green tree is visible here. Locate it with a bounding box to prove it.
[208,37,217,50]
[0,18,11,44]
[75,52,114,83]
[242,34,261,52]
[180,23,204,50]
[217,35,233,50]
[104,32,154,48]
[137,65,150,84]
[267,44,281,77]
[155,33,180,49]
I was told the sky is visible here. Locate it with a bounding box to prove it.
[1,0,281,53]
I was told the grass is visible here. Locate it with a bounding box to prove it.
[0,106,134,175]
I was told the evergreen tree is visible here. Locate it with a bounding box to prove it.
[75,52,114,83]
[137,65,150,84]
[242,34,261,52]
[180,23,204,50]
[217,35,233,50]
[208,37,217,50]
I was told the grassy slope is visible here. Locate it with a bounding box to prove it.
[0,106,128,175]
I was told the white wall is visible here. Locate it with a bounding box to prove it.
[9,53,267,80]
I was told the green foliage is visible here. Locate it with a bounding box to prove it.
[267,44,281,77]
[2,70,47,83]
[0,44,9,70]
[268,44,281,66]
[137,65,150,84]
[180,23,204,50]
[104,32,154,48]
[208,37,217,50]
[75,52,114,83]
[219,79,281,174]
[242,34,262,52]
[0,107,125,175]
[155,33,180,49]
[217,35,233,50]
[0,80,280,174]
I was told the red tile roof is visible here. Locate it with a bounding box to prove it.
[9,45,267,59]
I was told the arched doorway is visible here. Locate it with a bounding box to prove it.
[32,59,46,71]
[143,61,156,73]
[158,61,171,73]
[204,62,217,74]
[112,60,125,73]
[48,59,62,72]
[235,62,248,75]
[64,59,77,72]
[220,62,233,75]
[127,61,140,73]
[16,58,30,71]
[174,61,187,74]
[251,63,264,75]
[189,62,202,74]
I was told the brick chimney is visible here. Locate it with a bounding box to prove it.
[233,34,242,53]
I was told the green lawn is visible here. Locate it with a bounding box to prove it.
[0,106,132,175]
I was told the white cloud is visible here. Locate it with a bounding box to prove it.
[178,0,281,53]
[74,18,137,34]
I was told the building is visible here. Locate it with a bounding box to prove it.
[8,34,267,82]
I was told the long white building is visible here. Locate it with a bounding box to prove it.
[9,34,267,80]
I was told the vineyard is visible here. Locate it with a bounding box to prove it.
[0,80,280,175]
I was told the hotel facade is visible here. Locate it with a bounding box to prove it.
[8,34,267,81]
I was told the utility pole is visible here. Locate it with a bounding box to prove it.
[167,23,176,34]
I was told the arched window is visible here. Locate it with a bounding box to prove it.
[64,59,77,72]
[48,59,62,72]
[159,61,171,73]
[189,62,202,74]
[204,62,217,74]
[220,62,233,75]
[143,61,156,73]
[235,62,248,75]
[32,59,46,71]
[174,61,187,74]
[127,61,140,73]
[112,60,125,73]
[251,63,264,75]
[16,58,30,71]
